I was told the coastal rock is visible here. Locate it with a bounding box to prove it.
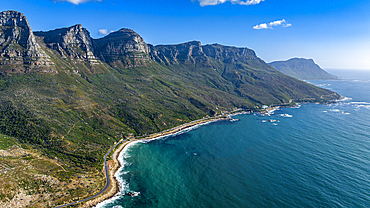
[34,24,100,64]
[0,11,54,74]
[93,28,151,68]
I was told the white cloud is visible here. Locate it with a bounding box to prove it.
[253,23,270,30]
[196,0,264,6]
[55,0,101,5]
[269,19,286,27]
[253,19,292,30]
[99,29,108,35]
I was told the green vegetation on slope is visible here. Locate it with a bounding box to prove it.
[0,52,341,172]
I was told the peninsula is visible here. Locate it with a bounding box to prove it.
[269,58,339,80]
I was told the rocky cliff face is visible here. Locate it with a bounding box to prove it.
[0,11,53,74]
[0,11,261,71]
[149,41,258,65]
[202,44,258,62]
[34,24,99,64]
[93,29,151,68]
[149,41,207,65]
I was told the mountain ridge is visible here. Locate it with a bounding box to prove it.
[34,23,261,69]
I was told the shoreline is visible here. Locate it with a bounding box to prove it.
[62,106,292,207]
[81,139,131,207]
[75,103,311,207]
[82,115,232,207]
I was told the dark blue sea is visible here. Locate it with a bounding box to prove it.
[96,69,370,208]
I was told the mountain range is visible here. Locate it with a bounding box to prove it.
[0,10,340,206]
[269,58,339,80]
[0,9,340,161]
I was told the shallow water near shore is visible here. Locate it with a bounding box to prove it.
[96,70,370,208]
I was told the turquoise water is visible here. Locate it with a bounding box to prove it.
[97,70,370,208]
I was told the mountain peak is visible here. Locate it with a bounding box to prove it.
[93,28,151,68]
[0,11,54,74]
[74,24,83,28]
[34,24,99,63]
[117,28,136,33]
[0,11,30,29]
[102,28,142,40]
[183,41,202,46]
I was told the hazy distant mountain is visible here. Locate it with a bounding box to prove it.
[269,58,339,80]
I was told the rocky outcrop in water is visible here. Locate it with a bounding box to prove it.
[0,11,54,74]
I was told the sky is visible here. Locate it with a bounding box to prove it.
[2,0,370,69]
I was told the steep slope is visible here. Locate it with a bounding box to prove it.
[269,58,339,80]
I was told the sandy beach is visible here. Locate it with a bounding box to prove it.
[77,115,232,207]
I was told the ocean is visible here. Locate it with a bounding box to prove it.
[96,69,370,208]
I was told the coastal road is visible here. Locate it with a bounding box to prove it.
[55,139,127,208]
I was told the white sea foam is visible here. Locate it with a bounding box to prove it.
[269,107,280,114]
[292,104,301,109]
[350,102,370,105]
[355,105,370,110]
[94,140,142,208]
[332,100,370,111]
[315,84,332,87]
[337,97,352,102]
[95,120,219,207]
[280,114,293,118]
[94,193,121,208]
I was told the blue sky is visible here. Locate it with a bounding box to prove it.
[2,0,370,69]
